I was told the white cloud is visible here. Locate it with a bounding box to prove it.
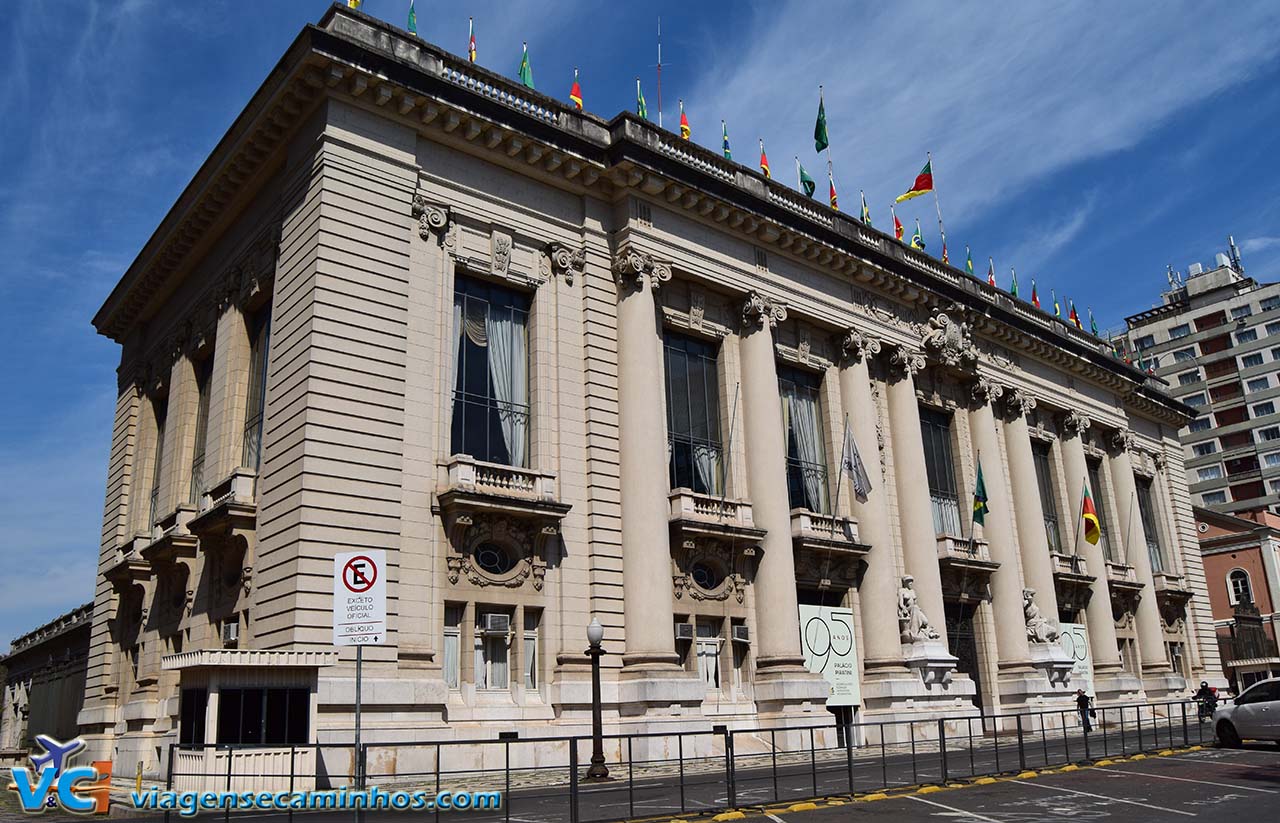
[1242,236,1280,254]
[687,1,1280,236]
[996,194,1097,276]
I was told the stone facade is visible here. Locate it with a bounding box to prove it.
[80,6,1222,778]
[2,603,92,762]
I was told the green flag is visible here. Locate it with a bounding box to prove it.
[1090,309,1099,337]
[636,78,647,120]
[518,43,534,89]
[407,0,417,34]
[797,159,816,198]
[973,460,990,526]
[965,246,974,275]
[814,93,829,153]
[1010,267,1019,297]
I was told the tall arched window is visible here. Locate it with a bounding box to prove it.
[1229,568,1253,606]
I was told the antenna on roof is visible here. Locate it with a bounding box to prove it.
[1229,235,1244,274]
[1167,264,1183,290]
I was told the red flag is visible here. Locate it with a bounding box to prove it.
[987,258,996,287]
[569,68,583,110]
[828,170,839,211]
[1031,280,1041,310]
[892,206,904,241]
[679,102,690,140]
[759,139,771,179]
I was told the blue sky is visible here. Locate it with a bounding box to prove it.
[2,0,1280,646]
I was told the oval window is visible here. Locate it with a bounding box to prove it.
[474,543,517,576]
[690,561,724,591]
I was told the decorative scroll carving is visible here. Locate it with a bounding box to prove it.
[671,541,750,604]
[852,288,919,331]
[444,516,552,591]
[411,193,450,241]
[888,346,926,380]
[612,243,672,292]
[898,576,941,642]
[1024,588,1060,643]
[491,230,512,276]
[839,329,882,364]
[1152,451,1167,472]
[970,376,1004,406]
[921,307,978,369]
[1001,388,1037,420]
[544,241,585,285]
[740,290,787,330]
[1110,428,1137,454]
[1059,410,1092,439]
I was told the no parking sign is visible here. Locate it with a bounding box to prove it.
[333,550,386,646]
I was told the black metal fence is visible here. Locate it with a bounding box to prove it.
[163,700,1210,823]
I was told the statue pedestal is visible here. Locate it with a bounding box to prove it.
[901,640,960,686]
[1027,641,1075,686]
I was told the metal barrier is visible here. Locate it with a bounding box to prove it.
[160,699,1208,822]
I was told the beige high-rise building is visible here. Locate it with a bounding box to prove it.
[79,6,1221,775]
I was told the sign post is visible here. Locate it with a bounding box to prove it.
[333,550,387,797]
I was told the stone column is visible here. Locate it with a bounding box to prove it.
[1107,430,1172,675]
[1058,413,1124,677]
[836,331,905,675]
[885,347,949,647]
[204,304,252,484]
[1000,392,1065,639]
[612,246,681,671]
[738,292,804,669]
[967,379,1033,672]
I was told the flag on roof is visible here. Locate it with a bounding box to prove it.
[814,91,830,153]
[722,121,731,160]
[941,234,948,265]
[518,42,534,89]
[468,18,476,62]
[636,78,647,119]
[987,257,996,287]
[860,191,872,226]
[797,158,816,198]
[911,219,926,250]
[828,168,839,211]
[893,206,904,241]
[679,99,690,140]
[407,0,417,34]
[965,246,974,276]
[347,0,361,8]
[1010,267,1019,298]
[1090,308,1099,337]
[1052,289,1061,318]
[1031,279,1041,310]
[759,139,771,179]
[896,158,934,203]
[569,68,583,110]
[1069,300,1082,329]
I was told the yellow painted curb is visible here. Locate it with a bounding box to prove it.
[918,786,944,794]
[788,802,819,813]
[1189,745,1203,751]
[712,813,745,822]
[1095,759,1114,766]
[1061,764,1079,772]
[1131,754,1148,760]
[861,793,890,801]
[975,777,997,785]
[1158,750,1174,756]
[1016,771,1038,779]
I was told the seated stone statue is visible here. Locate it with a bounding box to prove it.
[898,575,941,643]
[1023,588,1060,643]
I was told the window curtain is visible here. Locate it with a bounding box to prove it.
[442,630,459,689]
[486,306,528,467]
[693,445,719,495]
[451,297,463,393]
[783,384,825,511]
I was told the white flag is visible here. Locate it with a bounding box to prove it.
[840,423,872,503]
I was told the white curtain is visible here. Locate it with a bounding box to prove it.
[785,385,825,511]
[486,307,528,467]
[693,445,719,495]
[442,629,459,689]
[451,298,463,392]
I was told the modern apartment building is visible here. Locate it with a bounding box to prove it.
[1122,243,1280,514]
[79,5,1221,780]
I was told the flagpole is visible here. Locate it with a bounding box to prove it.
[820,85,833,179]
[832,414,849,518]
[929,150,945,245]
[795,155,801,192]
[656,17,663,128]
[969,449,980,553]
[719,382,740,507]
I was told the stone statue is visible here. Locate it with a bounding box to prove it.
[898,575,941,643]
[1024,588,1060,643]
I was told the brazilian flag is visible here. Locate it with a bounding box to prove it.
[973,460,990,526]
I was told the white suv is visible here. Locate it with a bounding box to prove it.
[1214,678,1280,747]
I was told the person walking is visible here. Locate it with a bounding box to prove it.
[1076,688,1094,734]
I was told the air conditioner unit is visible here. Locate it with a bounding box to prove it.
[674,622,694,641]
[731,625,750,644]
[221,621,239,647]
[482,613,511,635]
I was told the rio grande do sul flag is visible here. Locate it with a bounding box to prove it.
[896,158,934,203]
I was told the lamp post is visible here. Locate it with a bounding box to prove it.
[585,617,610,781]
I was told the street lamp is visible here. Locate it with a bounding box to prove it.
[585,617,609,781]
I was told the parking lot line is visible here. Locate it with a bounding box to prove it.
[1098,765,1279,793]
[1010,776,1198,816]
[905,794,1003,822]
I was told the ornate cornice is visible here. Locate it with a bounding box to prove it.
[1001,388,1038,419]
[611,243,672,292]
[1058,410,1092,439]
[921,306,978,370]
[740,290,787,330]
[838,328,882,365]
[888,345,926,380]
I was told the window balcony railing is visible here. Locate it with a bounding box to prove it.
[445,455,557,501]
[785,459,830,515]
[668,489,765,548]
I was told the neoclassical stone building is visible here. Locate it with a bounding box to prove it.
[80,6,1220,773]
